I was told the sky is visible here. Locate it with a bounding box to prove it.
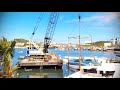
[0,12,120,44]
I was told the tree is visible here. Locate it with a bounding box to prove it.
[0,37,16,77]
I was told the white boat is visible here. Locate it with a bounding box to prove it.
[65,63,120,78]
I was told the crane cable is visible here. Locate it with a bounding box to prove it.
[30,12,44,40]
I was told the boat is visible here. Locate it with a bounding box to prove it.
[114,48,120,57]
[114,48,120,54]
[68,59,100,66]
[65,63,120,78]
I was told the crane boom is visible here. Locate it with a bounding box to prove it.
[43,12,59,53]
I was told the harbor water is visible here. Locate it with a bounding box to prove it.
[1,48,118,78]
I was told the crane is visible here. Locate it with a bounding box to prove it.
[43,12,59,53]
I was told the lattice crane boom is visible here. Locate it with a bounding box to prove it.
[43,12,59,53]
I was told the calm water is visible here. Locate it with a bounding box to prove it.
[1,48,117,78]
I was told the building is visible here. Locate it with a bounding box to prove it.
[104,43,111,47]
[115,37,120,45]
[104,41,111,48]
[15,43,25,46]
[110,39,116,45]
[110,37,120,45]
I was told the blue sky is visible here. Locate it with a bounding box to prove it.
[0,12,120,44]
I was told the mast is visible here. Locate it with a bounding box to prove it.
[78,15,81,71]
[67,37,70,74]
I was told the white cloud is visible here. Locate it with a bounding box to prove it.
[81,16,104,22]
[65,12,120,24]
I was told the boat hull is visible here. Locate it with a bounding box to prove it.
[18,65,62,69]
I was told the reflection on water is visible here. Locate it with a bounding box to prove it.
[15,64,74,78]
[16,69,63,78]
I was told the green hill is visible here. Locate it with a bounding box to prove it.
[84,41,109,47]
[14,39,29,43]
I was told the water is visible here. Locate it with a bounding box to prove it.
[11,48,74,78]
[1,48,117,78]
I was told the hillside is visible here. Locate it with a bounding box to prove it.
[84,41,109,47]
[14,39,29,43]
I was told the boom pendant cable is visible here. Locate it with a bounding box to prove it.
[30,12,44,40]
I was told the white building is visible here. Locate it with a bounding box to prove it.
[104,42,111,48]
[110,39,116,45]
[15,43,25,46]
[116,37,120,45]
[110,37,120,45]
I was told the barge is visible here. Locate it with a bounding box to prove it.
[17,50,63,69]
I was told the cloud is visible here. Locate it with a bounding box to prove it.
[65,12,120,24]
[98,12,120,23]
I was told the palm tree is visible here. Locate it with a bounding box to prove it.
[0,37,16,78]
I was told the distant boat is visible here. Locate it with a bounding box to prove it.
[114,48,120,57]
[69,59,100,66]
[114,48,120,54]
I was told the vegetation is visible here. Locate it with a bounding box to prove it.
[14,38,29,43]
[85,41,108,47]
[93,41,106,47]
[0,37,16,78]
[82,44,91,47]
